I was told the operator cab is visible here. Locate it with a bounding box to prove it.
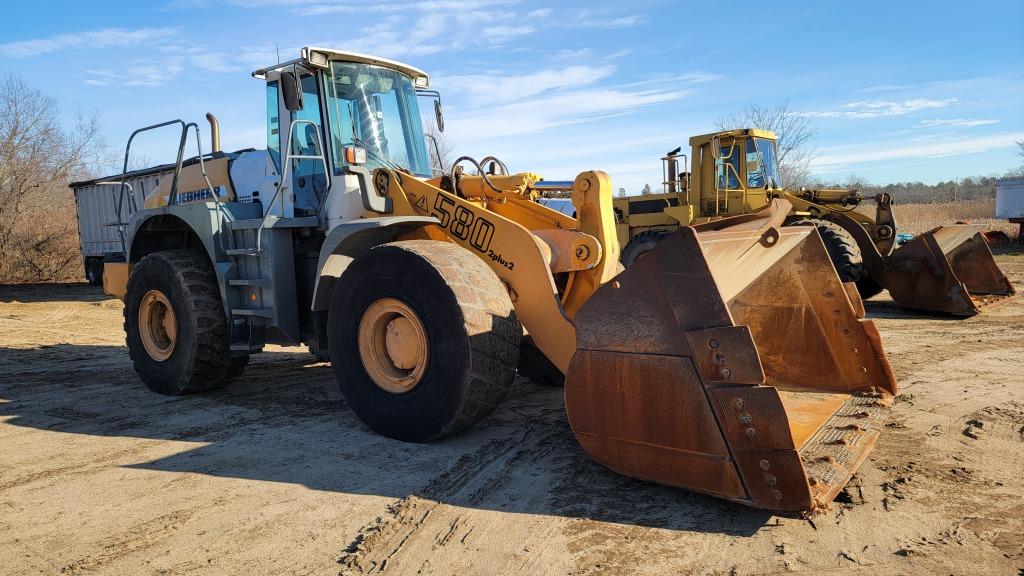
[711,129,782,193]
[252,48,439,226]
[681,128,782,217]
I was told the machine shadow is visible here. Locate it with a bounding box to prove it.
[0,282,110,303]
[0,341,770,537]
[863,297,973,320]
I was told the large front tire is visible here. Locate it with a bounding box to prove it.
[621,229,672,268]
[789,219,863,283]
[328,241,521,442]
[124,250,244,395]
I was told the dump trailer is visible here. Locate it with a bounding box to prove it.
[70,167,167,285]
[102,48,897,513]
[615,129,1016,316]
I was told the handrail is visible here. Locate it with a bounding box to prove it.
[115,119,226,255]
[256,119,331,250]
[115,120,186,255]
[661,152,689,206]
[713,140,743,216]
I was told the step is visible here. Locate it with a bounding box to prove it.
[228,278,272,288]
[228,216,319,230]
[230,343,264,352]
[231,308,275,318]
[226,248,263,257]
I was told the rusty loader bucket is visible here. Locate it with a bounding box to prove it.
[565,217,898,513]
[883,225,1016,316]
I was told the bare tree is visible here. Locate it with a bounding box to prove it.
[641,183,652,196]
[1017,140,1024,160]
[0,74,107,282]
[423,120,455,174]
[715,102,817,188]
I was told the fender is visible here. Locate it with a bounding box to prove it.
[116,202,261,313]
[311,216,439,312]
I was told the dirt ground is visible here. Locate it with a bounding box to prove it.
[2,253,1023,576]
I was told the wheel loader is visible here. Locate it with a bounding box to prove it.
[615,129,1016,316]
[96,48,898,513]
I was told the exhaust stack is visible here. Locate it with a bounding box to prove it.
[205,113,221,153]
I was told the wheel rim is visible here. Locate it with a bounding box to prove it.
[139,290,177,361]
[357,298,429,394]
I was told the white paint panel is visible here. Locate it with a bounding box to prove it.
[996,178,1024,219]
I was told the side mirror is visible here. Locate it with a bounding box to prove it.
[281,71,304,112]
[711,136,721,157]
[434,99,445,132]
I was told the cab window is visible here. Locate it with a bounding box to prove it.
[754,137,781,188]
[266,81,280,171]
[746,139,764,188]
[324,61,431,177]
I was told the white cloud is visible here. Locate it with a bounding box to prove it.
[552,47,592,60]
[436,62,705,152]
[441,65,616,106]
[288,0,515,16]
[811,132,1024,171]
[450,86,690,137]
[314,3,529,58]
[858,84,914,93]
[677,72,722,84]
[918,118,999,128]
[481,25,535,45]
[84,59,186,88]
[802,98,957,119]
[440,64,691,142]
[572,9,647,28]
[191,52,240,73]
[0,27,178,58]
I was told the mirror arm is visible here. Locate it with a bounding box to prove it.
[416,89,445,132]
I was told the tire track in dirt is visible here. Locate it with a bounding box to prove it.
[58,499,228,574]
[336,401,572,575]
[863,287,1024,570]
[3,267,1024,575]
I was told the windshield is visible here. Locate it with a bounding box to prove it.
[747,137,780,189]
[324,62,431,177]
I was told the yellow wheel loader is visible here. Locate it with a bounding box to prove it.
[93,48,897,513]
[615,129,1016,316]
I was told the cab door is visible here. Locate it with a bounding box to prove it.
[287,74,329,217]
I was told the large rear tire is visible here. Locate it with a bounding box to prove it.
[328,240,521,442]
[621,229,672,268]
[855,274,885,299]
[84,258,103,286]
[124,250,245,395]
[789,219,863,283]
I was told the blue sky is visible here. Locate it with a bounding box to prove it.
[1,0,1022,192]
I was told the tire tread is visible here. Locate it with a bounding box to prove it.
[124,249,242,394]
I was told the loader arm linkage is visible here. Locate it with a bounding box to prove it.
[379,169,619,372]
